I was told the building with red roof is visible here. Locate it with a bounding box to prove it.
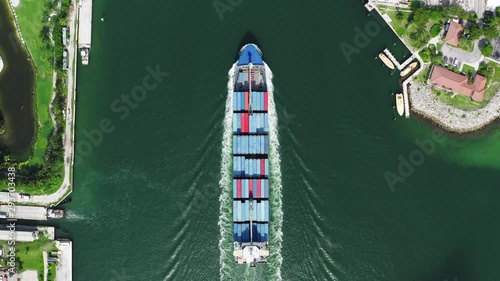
[444,21,464,46]
[428,65,487,102]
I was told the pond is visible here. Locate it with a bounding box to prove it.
[0,0,37,161]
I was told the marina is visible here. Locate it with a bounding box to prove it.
[379,48,418,118]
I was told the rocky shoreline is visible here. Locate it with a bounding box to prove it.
[409,81,500,133]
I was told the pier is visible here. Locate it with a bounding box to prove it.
[0,205,64,220]
[382,48,415,118]
[382,48,415,71]
[77,0,93,65]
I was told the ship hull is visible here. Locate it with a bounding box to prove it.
[231,44,270,266]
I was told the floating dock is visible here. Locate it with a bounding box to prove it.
[0,205,64,220]
[78,0,92,65]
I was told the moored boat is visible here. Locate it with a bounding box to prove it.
[396,93,404,116]
[400,62,418,77]
[379,52,395,69]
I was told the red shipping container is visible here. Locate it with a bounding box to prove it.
[257,180,261,198]
[264,92,268,111]
[240,113,245,133]
[237,179,242,198]
[246,113,250,132]
[249,179,253,198]
[260,159,265,176]
[245,92,249,111]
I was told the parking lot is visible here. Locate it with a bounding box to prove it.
[441,41,483,71]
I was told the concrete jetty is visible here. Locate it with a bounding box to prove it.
[78,0,93,65]
[383,48,415,71]
[0,205,64,220]
[0,225,55,242]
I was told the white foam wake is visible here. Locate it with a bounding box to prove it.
[219,63,237,280]
[265,63,284,280]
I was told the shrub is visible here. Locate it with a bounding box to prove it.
[480,44,494,57]
[430,24,442,37]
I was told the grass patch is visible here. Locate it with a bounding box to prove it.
[0,239,55,276]
[437,43,443,51]
[414,66,431,82]
[478,61,500,105]
[462,64,475,75]
[430,24,442,37]
[47,261,56,281]
[15,0,55,165]
[432,88,482,110]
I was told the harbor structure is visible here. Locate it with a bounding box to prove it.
[0,225,55,242]
[78,0,92,65]
[0,205,64,220]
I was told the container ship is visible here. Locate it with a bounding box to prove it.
[232,44,270,266]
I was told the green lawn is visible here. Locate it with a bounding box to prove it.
[430,24,442,37]
[385,10,413,37]
[432,88,482,110]
[0,239,55,276]
[15,0,54,164]
[414,66,431,82]
[479,61,500,105]
[462,64,475,75]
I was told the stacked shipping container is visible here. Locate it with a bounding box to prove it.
[233,87,270,245]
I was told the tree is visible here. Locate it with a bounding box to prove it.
[468,25,483,40]
[410,28,431,49]
[496,6,500,17]
[442,5,465,18]
[396,10,404,20]
[467,11,478,22]
[480,44,494,56]
[419,47,431,62]
[412,8,432,28]
[483,25,500,39]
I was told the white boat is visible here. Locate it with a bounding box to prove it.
[379,53,395,70]
[400,62,418,77]
[396,94,404,116]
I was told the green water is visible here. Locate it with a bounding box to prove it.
[60,0,500,280]
[0,0,36,159]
